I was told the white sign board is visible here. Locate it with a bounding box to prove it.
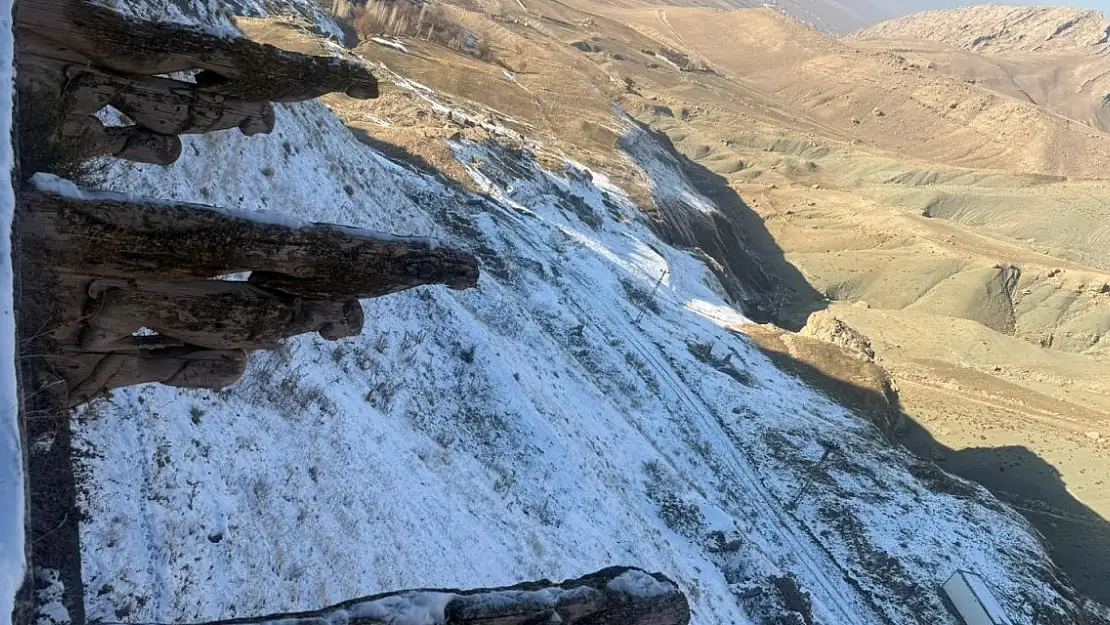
[942,570,1013,625]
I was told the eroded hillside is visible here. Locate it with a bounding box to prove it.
[557,0,979,34]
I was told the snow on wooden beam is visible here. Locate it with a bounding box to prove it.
[192,567,690,625]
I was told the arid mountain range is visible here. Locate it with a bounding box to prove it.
[587,0,1066,34]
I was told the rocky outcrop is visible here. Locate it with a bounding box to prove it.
[800,310,875,362]
[740,314,904,438]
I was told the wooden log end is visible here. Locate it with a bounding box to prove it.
[430,249,481,291]
[240,103,276,136]
[318,300,364,340]
[64,348,248,407]
[106,126,182,165]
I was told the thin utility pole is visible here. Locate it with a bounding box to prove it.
[789,444,835,511]
[634,269,668,324]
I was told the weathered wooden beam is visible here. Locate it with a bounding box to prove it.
[16,0,379,102]
[61,113,183,165]
[61,348,248,407]
[18,190,481,299]
[189,567,689,625]
[15,58,187,165]
[79,278,363,351]
[62,68,276,137]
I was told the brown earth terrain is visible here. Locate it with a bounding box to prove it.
[241,1,1110,603]
[854,5,1110,53]
[853,5,1110,131]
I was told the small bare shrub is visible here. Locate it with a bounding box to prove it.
[687,341,758,387]
[620,278,661,315]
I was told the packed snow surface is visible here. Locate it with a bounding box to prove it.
[606,570,674,598]
[1,0,24,622]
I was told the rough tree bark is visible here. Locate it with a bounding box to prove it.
[61,67,277,137]
[79,279,364,351]
[15,188,479,406]
[18,190,480,299]
[65,348,249,407]
[16,0,379,101]
[15,0,380,165]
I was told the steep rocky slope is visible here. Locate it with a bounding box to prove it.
[331,0,1110,605]
[75,81,1105,625]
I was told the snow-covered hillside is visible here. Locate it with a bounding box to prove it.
[30,3,1105,625]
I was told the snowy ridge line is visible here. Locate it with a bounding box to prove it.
[78,568,683,625]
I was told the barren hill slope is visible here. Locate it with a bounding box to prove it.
[854,5,1110,54]
[854,6,1110,134]
[580,5,1110,178]
[578,0,979,34]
